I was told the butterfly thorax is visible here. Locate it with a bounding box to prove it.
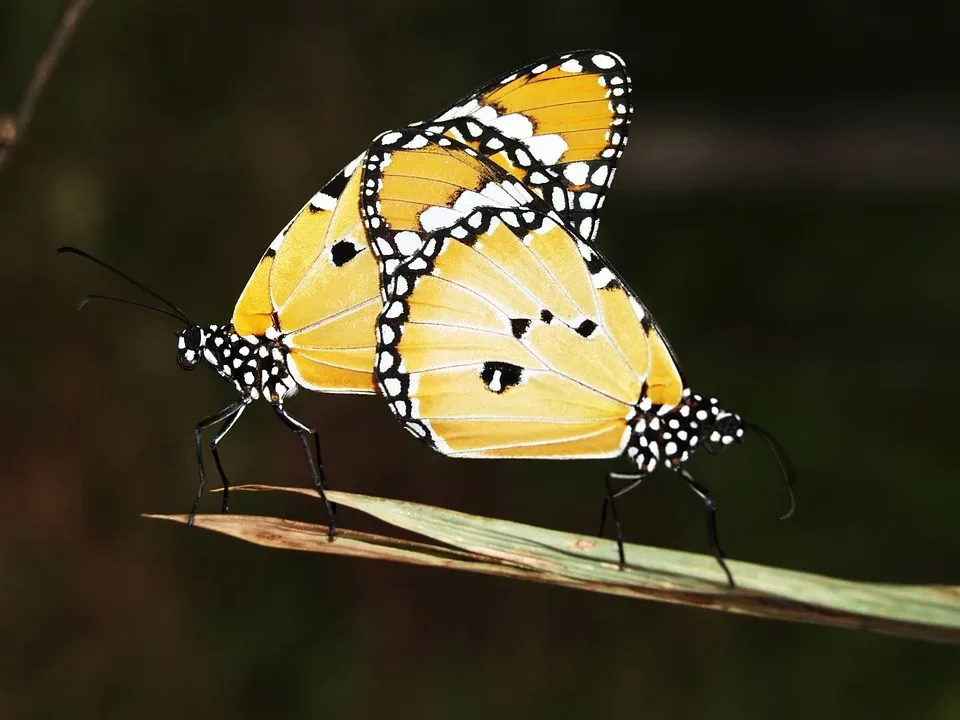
[177,323,297,404]
[626,389,744,475]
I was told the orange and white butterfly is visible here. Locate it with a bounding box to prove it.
[359,130,794,584]
[61,50,635,531]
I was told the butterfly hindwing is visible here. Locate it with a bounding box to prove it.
[365,134,684,457]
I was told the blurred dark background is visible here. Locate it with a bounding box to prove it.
[2,1,958,718]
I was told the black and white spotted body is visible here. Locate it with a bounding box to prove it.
[176,323,297,405]
[624,389,744,477]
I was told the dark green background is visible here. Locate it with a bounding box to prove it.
[2,2,958,718]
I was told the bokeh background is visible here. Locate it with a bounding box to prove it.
[2,2,959,718]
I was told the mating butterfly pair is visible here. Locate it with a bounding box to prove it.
[62,50,792,586]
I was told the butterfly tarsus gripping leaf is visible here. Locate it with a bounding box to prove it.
[678,467,734,587]
[274,404,337,539]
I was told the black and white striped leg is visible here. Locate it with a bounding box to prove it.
[598,471,645,568]
[190,400,247,524]
[274,405,337,541]
[678,467,734,588]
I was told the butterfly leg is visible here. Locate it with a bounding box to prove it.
[209,400,250,513]
[190,400,247,524]
[274,406,337,541]
[678,467,735,588]
[599,472,645,568]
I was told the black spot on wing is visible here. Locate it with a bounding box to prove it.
[510,318,531,339]
[480,361,523,394]
[456,231,478,247]
[321,166,351,200]
[585,253,606,275]
[576,319,598,338]
[540,309,554,324]
[331,240,362,267]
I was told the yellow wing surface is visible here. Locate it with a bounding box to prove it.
[233,155,380,393]
[363,133,685,458]
[418,49,632,242]
[232,50,633,395]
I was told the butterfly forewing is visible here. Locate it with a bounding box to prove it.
[420,49,633,241]
[232,155,380,393]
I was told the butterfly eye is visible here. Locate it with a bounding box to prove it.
[716,415,741,441]
[177,348,200,370]
[184,325,203,349]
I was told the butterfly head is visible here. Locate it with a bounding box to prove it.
[176,324,210,370]
[628,390,795,518]
[695,396,745,455]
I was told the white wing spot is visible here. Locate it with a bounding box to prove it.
[394,231,422,256]
[579,191,598,209]
[579,217,594,239]
[592,54,616,69]
[563,162,590,186]
[384,301,403,319]
[380,131,403,145]
[376,238,394,257]
[402,134,429,149]
[309,192,337,211]
[491,113,533,139]
[593,268,617,290]
[551,186,566,211]
[420,206,462,233]
[525,134,569,165]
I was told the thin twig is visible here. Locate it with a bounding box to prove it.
[0,0,95,171]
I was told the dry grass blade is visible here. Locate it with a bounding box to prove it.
[146,485,960,645]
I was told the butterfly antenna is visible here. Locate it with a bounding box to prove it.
[57,246,193,324]
[77,294,190,325]
[742,422,796,520]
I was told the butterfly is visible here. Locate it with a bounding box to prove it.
[359,129,795,585]
[59,50,635,533]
